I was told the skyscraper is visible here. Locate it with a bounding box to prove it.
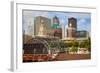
[52,16,60,29]
[52,16,62,39]
[67,17,77,40]
[68,17,77,28]
[34,16,51,37]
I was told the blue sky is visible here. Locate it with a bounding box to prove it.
[23,10,91,35]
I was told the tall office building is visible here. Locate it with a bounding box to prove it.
[34,16,51,37]
[52,16,60,29]
[68,17,77,28]
[67,17,77,40]
[52,16,62,39]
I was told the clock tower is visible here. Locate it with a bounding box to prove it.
[67,17,77,40]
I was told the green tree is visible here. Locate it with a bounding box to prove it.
[59,41,67,48]
[69,46,78,53]
[79,38,91,51]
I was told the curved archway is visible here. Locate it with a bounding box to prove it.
[23,38,50,54]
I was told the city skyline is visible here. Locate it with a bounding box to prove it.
[23,10,91,62]
[22,10,91,36]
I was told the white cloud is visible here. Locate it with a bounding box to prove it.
[78,18,87,25]
[77,18,91,33]
[65,12,91,19]
[23,10,49,18]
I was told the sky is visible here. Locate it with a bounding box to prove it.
[22,10,91,36]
